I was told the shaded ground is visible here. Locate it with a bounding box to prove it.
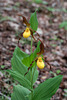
[0,0,67,100]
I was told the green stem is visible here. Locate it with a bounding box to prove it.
[31,36,33,54]
[30,37,36,100]
[30,36,33,100]
[32,63,36,83]
[31,63,36,100]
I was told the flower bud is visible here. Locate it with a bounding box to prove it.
[37,57,45,69]
[23,27,31,38]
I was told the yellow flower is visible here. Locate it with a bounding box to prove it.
[37,57,45,69]
[23,27,31,38]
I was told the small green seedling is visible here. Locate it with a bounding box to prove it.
[56,70,61,74]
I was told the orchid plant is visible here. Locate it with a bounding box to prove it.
[7,11,63,100]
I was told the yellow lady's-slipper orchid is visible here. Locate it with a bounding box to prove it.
[23,27,31,38]
[37,57,45,69]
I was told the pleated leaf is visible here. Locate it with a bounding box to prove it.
[32,66,38,84]
[29,11,38,31]
[11,85,31,100]
[32,75,63,100]
[13,46,28,60]
[11,48,33,84]
[11,55,27,75]
[7,70,31,90]
[22,53,34,67]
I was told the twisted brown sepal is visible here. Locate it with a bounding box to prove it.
[30,29,37,41]
[18,14,30,27]
[37,39,44,56]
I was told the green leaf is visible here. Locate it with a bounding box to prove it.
[11,47,38,84]
[34,0,48,4]
[46,7,67,13]
[11,48,32,82]
[14,46,28,60]
[32,75,63,100]
[11,55,27,75]
[0,16,16,23]
[56,70,61,74]
[64,89,67,93]
[32,66,38,84]
[22,54,34,67]
[65,26,67,30]
[22,41,40,67]
[46,7,55,12]
[11,54,32,83]
[7,70,31,90]
[42,1,48,5]
[29,11,38,31]
[62,8,67,13]
[11,85,31,100]
[25,64,38,84]
[22,56,38,84]
[1,65,5,68]
[34,0,42,3]
[59,21,67,30]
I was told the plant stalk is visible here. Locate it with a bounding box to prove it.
[30,36,33,100]
[31,36,33,54]
[30,37,36,100]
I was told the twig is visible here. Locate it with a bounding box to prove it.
[0,92,11,100]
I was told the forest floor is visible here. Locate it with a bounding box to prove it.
[0,0,67,100]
